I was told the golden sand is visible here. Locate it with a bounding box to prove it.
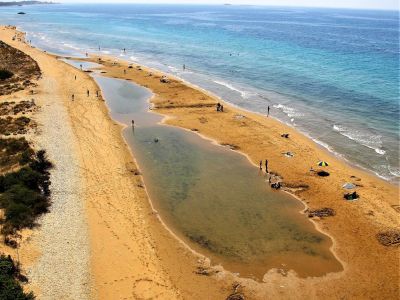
[1,25,399,299]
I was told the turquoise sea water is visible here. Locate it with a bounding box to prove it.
[1,4,398,181]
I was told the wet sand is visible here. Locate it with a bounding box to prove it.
[1,25,399,299]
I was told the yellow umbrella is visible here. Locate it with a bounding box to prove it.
[318,161,329,167]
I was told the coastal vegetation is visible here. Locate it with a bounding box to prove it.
[0,146,52,236]
[0,1,52,7]
[0,39,47,300]
[0,69,13,80]
[0,41,40,95]
[0,254,35,300]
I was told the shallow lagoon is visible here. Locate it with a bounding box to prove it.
[95,75,342,279]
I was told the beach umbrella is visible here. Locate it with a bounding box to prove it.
[342,182,356,189]
[317,161,329,167]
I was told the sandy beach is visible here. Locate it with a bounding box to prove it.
[0,25,399,299]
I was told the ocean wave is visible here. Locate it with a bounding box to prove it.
[129,56,138,61]
[333,125,386,155]
[388,166,400,178]
[62,43,81,51]
[213,80,254,99]
[168,65,180,73]
[273,104,304,118]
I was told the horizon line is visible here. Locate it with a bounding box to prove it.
[53,2,400,12]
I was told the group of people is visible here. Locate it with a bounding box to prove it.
[259,159,281,189]
[71,74,100,100]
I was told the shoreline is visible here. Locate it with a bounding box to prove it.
[107,52,400,184]
[1,25,399,299]
[21,26,398,184]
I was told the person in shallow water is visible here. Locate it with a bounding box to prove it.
[267,105,270,117]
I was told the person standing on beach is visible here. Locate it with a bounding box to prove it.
[124,69,126,75]
[259,160,262,170]
[71,94,74,101]
[96,90,99,98]
[216,103,221,112]
[265,159,269,173]
[74,75,76,80]
[267,106,270,117]
[80,64,82,70]
[87,89,90,97]
[221,105,224,112]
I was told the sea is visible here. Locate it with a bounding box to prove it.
[1,4,399,182]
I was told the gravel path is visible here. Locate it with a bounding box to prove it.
[27,77,91,300]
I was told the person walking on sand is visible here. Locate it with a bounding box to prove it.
[71,94,74,101]
[267,105,270,117]
[87,89,90,97]
[265,159,269,173]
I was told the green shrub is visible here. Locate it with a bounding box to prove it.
[0,138,30,156]
[0,255,35,300]
[19,149,34,166]
[0,69,13,81]
[0,150,52,234]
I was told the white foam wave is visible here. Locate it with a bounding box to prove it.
[333,125,386,155]
[213,80,254,99]
[129,56,137,61]
[101,50,110,54]
[168,65,180,73]
[273,104,304,118]
[62,43,80,51]
[388,166,400,178]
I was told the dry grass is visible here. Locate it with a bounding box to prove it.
[0,41,41,95]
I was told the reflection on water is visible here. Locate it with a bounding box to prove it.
[95,75,342,279]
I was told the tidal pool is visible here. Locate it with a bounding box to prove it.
[94,75,342,279]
